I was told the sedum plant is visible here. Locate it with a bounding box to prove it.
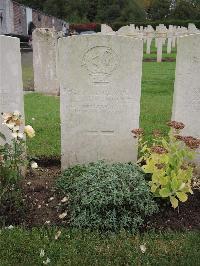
[57,161,158,232]
[132,122,200,209]
[0,111,35,224]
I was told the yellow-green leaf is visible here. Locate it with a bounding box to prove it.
[159,188,171,198]
[151,184,157,193]
[171,178,180,191]
[160,176,168,186]
[176,192,188,202]
[170,196,179,209]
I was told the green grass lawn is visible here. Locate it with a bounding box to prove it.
[141,62,176,141]
[0,228,199,266]
[25,93,60,159]
[24,61,176,158]
[21,52,34,90]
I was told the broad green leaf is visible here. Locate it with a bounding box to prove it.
[170,196,179,209]
[160,176,168,186]
[179,183,186,191]
[176,192,188,202]
[159,188,171,198]
[151,184,157,193]
[171,178,180,191]
[161,139,169,150]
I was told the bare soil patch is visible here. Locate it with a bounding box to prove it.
[13,164,200,231]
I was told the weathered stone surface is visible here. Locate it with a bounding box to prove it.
[0,35,24,141]
[58,35,143,168]
[172,34,200,163]
[32,28,59,95]
[146,25,154,54]
[101,24,115,35]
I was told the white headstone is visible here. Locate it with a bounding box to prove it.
[188,23,199,34]
[172,34,200,164]
[58,35,143,168]
[172,26,177,48]
[146,25,154,54]
[167,25,173,54]
[0,35,24,140]
[101,24,115,35]
[156,25,167,62]
[32,28,60,95]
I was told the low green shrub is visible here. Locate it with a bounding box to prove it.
[57,161,158,232]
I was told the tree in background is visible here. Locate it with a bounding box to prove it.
[16,0,44,10]
[170,0,200,19]
[96,0,145,23]
[15,0,200,23]
[147,0,172,20]
[119,0,146,22]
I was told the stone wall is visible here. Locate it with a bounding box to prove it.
[0,0,66,35]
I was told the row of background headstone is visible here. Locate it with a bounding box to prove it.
[101,23,200,62]
[32,23,200,96]
[0,33,199,169]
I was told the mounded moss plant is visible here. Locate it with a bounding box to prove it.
[57,161,158,232]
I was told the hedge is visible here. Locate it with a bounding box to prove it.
[109,20,200,31]
[69,20,200,33]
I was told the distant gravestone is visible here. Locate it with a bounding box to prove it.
[146,25,154,54]
[167,25,173,54]
[101,24,115,35]
[58,35,143,168]
[32,28,60,95]
[156,25,167,63]
[172,34,200,163]
[0,35,24,141]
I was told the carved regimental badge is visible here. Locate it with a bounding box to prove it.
[82,46,119,84]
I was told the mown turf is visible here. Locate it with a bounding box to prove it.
[140,62,176,142]
[24,61,176,158]
[21,52,34,90]
[0,228,199,266]
[24,93,60,159]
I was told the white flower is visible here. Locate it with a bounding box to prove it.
[31,162,38,169]
[24,125,35,138]
[61,196,68,203]
[7,123,15,130]
[18,133,24,139]
[2,112,12,123]
[45,220,50,224]
[140,244,146,253]
[13,111,21,120]
[59,212,67,219]
[43,258,50,265]
[40,249,45,258]
[12,125,20,132]
[32,118,35,121]
[11,132,23,139]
